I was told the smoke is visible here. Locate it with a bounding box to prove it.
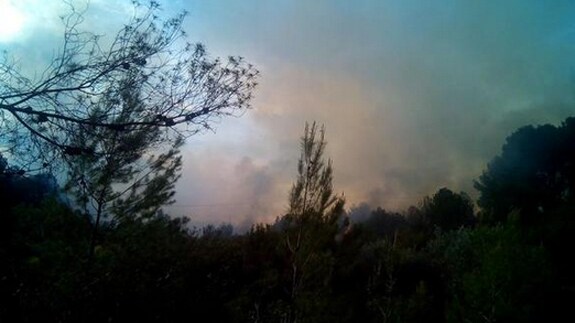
[5,0,575,227]
[172,0,575,226]
[170,133,294,230]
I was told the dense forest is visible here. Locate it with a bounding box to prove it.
[1,117,575,322]
[1,1,575,322]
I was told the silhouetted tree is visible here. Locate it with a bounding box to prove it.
[475,117,575,225]
[280,122,345,322]
[429,224,553,323]
[0,154,59,215]
[60,75,183,260]
[421,188,475,231]
[362,207,408,240]
[0,0,258,262]
[84,211,193,323]
[475,116,575,316]
[0,0,258,171]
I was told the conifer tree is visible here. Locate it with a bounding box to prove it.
[281,122,345,322]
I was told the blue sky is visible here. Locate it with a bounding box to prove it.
[2,0,575,228]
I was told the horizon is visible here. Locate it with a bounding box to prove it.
[1,0,575,229]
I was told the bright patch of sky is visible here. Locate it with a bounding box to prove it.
[0,0,26,42]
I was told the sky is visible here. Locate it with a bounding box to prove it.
[2,0,575,229]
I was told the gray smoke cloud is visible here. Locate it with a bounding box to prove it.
[169,0,575,228]
[3,1,575,228]
[170,0,575,227]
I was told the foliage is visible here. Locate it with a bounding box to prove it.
[0,197,92,322]
[63,74,182,216]
[0,0,257,263]
[279,122,345,322]
[474,116,575,318]
[0,0,258,170]
[420,188,475,231]
[475,117,575,225]
[428,224,554,322]
[360,207,408,240]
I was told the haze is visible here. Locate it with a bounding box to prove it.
[3,0,575,229]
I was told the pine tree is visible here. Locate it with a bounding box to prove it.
[281,122,345,322]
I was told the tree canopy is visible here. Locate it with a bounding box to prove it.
[280,122,345,322]
[2,116,575,322]
[475,117,575,225]
[0,0,258,171]
[421,188,475,231]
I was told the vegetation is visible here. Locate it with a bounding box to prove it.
[0,0,258,271]
[2,117,575,322]
[1,1,574,322]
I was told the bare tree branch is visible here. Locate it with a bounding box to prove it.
[0,0,258,167]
